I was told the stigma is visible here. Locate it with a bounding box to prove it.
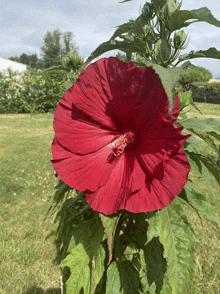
[110,131,135,156]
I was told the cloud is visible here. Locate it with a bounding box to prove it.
[0,0,220,76]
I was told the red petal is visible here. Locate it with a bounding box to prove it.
[109,66,172,130]
[122,147,190,213]
[84,151,146,215]
[59,57,136,130]
[51,138,118,191]
[53,102,120,155]
[135,115,190,179]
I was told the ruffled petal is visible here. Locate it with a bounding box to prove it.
[59,57,136,130]
[51,138,118,191]
[135,115,190,179]
[123,147,190,213]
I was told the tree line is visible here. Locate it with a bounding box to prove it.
[9,29,78,69]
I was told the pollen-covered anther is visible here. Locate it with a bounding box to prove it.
[111,131,135,156]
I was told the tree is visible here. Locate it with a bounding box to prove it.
[40,29,78,68]
[9,53,41,69]
[179,66,213,84]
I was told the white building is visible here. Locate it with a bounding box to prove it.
[0,57,27,74]
[208,79,220,83]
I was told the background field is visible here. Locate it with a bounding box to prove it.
[0,103,220,294]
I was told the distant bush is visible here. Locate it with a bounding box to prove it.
[0,52,84,113]
[192,82,220,104]
[179,66,212,84]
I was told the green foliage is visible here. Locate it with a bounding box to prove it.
[45,1,220,293]
[41,29,78,68]
[147,200,197,294]
[176,87,192,111]
[165,7,220,33]
[191,82,220,104]
[179,67,212,84]
[9,53,42,69]
[0,51,84,114]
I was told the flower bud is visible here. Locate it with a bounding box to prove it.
[154,39,171,64]
[174,30,188,49]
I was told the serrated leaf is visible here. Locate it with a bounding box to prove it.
[179,47,220,62]
[84,37,145,65]
[62,217,105,294]
[35,95,61,105]
[68,216,104,256]
[61,243,90,294]
[141,59,184,112]
[176,117,220,152]
[146,200,196,294]
[106,262,121,294]
[184,182,220,226]
[185,150,218,197]
[110,21,134,40]
[166,7,220,32]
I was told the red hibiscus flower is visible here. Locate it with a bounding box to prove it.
[51,57,190,215]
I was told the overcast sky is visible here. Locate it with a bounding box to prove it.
[0,0,220,77]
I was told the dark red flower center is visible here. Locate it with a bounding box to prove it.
[111,131,135,156]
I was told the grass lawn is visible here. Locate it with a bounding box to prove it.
[0,104,220,294]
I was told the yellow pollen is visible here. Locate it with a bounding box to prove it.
[111,132,134,157]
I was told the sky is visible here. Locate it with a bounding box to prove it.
[0,0,220,77]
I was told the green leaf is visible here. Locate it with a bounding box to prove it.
[61,243,90,294]
[176,89,192,111]
[62,216,105,294]
[99,213,121,264]
[68,215,104,257]
[110,21,134,40]
[141,59,184,112]
[106,262,121,294]
[35,95,61,105]
[147,200,196,294]
[106,260,140,294]
[184,133,200,153]
[185,150,219,197]
[142,237,171,294]
[176,117,220,152]
[183,181,220,226]
[166,7,220,33]
[119,260,140,294]
[119,0,132,2]
[84,37,145,65]
[179,47,220,62]
[92,245,106,293]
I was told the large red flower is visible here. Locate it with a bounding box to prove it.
[51,57,191,215]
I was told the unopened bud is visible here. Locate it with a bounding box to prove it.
[154,39,171,64]
[174,30,188,49]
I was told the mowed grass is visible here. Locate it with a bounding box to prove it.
[0,104,220,294]
[0,113,60,294]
